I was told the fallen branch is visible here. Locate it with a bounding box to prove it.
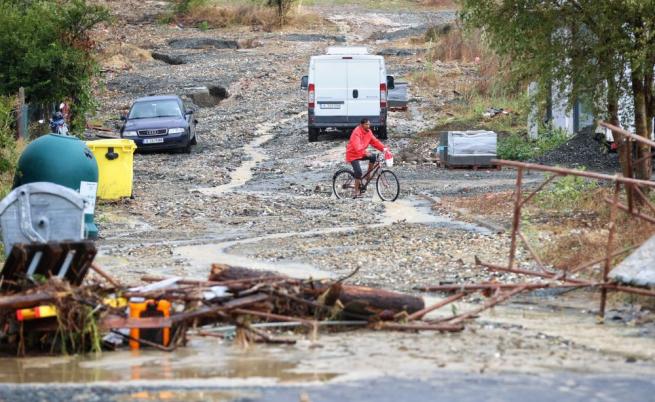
[375,322,464,332]
[192,320,369,334]
[475,257,590,285]
[141,275,290,288]
[0,291,69,310]
[407,292,467,321]
[242,324,296,345]
[109,330,176,352]
[90,263,122,288]
[449,285,530,325]
[415,282,587,293]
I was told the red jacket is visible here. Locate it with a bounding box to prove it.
[346,125,385,162]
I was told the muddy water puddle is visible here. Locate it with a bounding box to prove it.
[2,297,654,385]
[116,390,256,402]
[382,197,491,234]
[175,231,340,279]
[0,339,337,384]
[173,196,489,279]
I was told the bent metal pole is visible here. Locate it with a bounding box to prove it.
[491,159,655,188]
[599,121,655,148]
[508,167,524,269]
[600,182,621,318]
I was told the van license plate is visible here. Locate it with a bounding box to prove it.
[319,103,341,109]
[143,138,164,144]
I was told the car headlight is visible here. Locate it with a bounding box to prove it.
[168,128,186,134]
[123,130,137,137]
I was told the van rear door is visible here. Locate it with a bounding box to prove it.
[314,59,348,119]
[347,59,381,121]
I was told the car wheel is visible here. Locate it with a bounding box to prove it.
[190,131,197,145]
[376,126,388,140]
[308,127,319,142]
[181,136,192,153]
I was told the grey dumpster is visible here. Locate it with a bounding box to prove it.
[444,130,497,168]
[0,182,85,256]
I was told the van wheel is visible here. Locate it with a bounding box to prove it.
[376,126,388,140]
[308,127,319,142]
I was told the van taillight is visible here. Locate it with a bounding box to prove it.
[308,83,315,108]
[380,83,387,108]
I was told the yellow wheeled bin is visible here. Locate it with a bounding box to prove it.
[86,139,136,200]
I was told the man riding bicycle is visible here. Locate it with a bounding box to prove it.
[346,118,387,198]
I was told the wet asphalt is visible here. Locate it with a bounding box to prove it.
[0,373,653,402]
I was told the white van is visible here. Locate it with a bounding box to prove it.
[301,47,394,142]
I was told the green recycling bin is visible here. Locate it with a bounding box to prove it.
[13,133,99,239]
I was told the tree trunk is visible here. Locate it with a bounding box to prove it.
[646,68,653,139]
[209,263,278,281]
[631,71,652,183]
[308,282,425,316]
[208,265,425,316]
[609,77,633,206]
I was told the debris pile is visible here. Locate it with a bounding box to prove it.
[0,247,470,356]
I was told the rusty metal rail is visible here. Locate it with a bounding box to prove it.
[415,128,655,321]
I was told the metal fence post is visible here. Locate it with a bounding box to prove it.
[16,87,29,140]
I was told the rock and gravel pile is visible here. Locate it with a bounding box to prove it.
[532,127,620,172]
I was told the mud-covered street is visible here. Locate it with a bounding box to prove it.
[2,1,655,401]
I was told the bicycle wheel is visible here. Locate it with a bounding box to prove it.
[333,169,356,199]
[376,169,400,201]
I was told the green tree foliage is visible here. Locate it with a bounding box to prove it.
[0,0,110,132]
[0,97,17,176]
[460,0,655,179]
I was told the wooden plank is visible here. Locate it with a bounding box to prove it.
[100,315,173,329]
[170,293,270,323]
[0,291,68,309]
[0,244,30,290]
[100,294,271,329]
[38,243,64,279]
[1,242,96,289]
[68,241,96,285]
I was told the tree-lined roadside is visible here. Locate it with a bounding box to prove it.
[0,0,109,134]
[461,0,655,180]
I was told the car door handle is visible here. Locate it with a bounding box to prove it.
[352,89,358,99]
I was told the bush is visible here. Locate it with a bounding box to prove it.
[172,0,323,30]
[197,20,210,31]
[497,128,570,161]
[497,133,535,160]
[536,170,599,210]
[426,27,484,63]
[0,0,110,133]
[174,0,209,14]
[0,96,18,198]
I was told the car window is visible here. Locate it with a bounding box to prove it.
[129,100,182,119]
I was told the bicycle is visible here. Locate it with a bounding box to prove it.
[332,152,400,201]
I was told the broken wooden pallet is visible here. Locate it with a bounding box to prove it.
[0,241,96,290]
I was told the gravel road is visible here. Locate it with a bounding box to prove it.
[5,1,654,399]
